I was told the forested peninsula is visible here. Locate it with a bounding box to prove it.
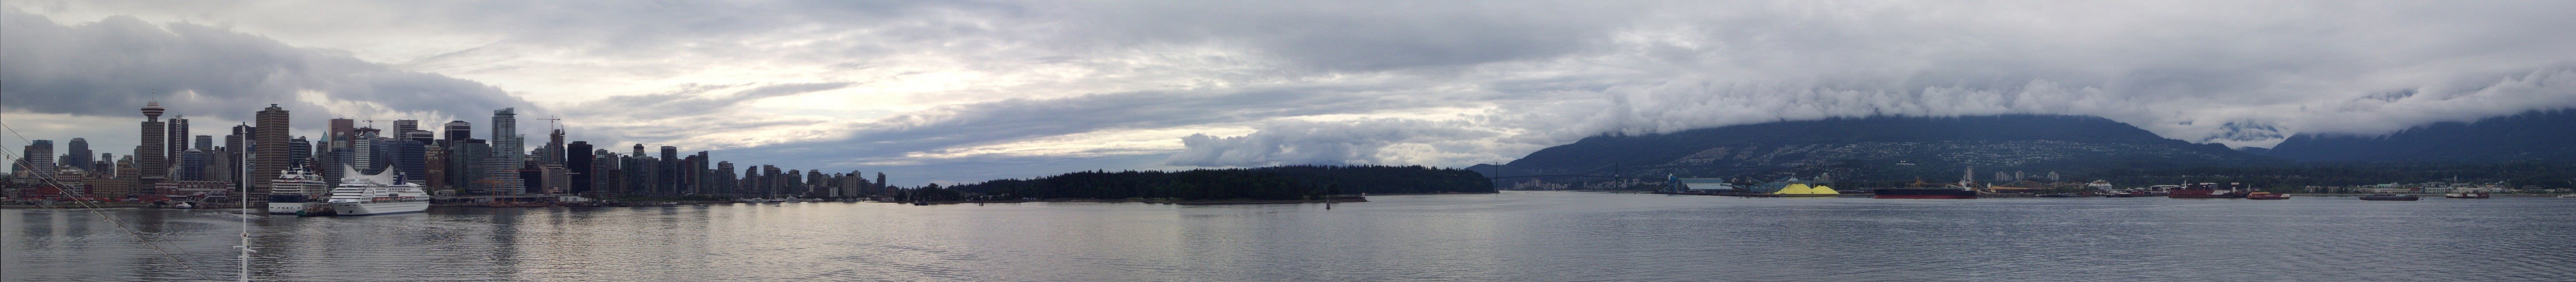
[936,165,1494,201]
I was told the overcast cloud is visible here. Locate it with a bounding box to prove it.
[4,1,2572,184]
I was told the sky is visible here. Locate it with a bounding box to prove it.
[4,0,2573,185]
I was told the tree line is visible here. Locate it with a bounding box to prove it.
[942,165,1494,200]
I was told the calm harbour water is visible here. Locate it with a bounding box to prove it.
[5,192,2573,282]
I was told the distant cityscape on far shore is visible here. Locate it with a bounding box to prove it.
[7,102,890,204]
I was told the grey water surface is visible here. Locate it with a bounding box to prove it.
[6,191,2572,282]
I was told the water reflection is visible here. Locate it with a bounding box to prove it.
[7,193,2576,282]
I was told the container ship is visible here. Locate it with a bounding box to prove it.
[2168,183,2248,199]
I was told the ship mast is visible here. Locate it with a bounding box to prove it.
[238,123,253,282]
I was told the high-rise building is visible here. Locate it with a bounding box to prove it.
[329,118,355,137]
[210,145,234,185]
[392,120,419,135]
[166,116,189,173]
[251,104,291,203]
[657,146,678,195]
[192,135,213,152]
[423,142,446,190]
[742,166,760,197]
[19,140,55,179]
[690,151,710,195]
[486,108,525,194]
[566,141,592,194]
[63,138,91,172]
[384,138,427,180]
[804,170,825,198]
[446,139,490,195]
[540,129,565,165]
[538,164,569,194]
[285,136,309,169]
[349,127,380,174]
[226,125,250,171]
[875,172,888,195]
[136,102,169,189]
[785,169,805,196]
[590,150,619,198]
[713,161,734,196]
[442,121,471,141]
[760,165,780,198]
[94,153,114,175]
[179,149,208,181]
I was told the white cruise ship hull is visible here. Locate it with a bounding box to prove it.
[267,202,318,214]
[331,201,430,215]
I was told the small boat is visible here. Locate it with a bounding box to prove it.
[2443,191,2490,199]
[2245,192,2289,200]
[172,202,196,209]
[2359,194,2420,201]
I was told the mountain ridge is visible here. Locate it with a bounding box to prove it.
[1473,114,2285,187]
[2264,108,2576,162]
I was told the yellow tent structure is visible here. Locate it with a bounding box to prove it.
[1775,183,1841,194]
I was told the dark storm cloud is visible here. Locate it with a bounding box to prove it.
[0,8,530,124]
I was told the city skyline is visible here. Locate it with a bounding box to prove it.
[6,100,885,200]
[3,1,2574,185]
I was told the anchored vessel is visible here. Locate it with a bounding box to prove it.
[2359,194,2421,201]
[2168,183,2249,199]
[323,166,431,216]
[264,169,329,214]
[2245,191,2289,200]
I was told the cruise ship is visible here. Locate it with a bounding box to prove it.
[323,166,431,216]
[263,168,330,214]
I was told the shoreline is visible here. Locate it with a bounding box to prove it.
[881,195,1373,206]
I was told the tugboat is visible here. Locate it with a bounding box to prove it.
[2245,191,2289,200]
[2359,194,2421,201]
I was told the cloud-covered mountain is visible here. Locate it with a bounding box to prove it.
[2265,109,2576,162]
[1471,115,2283,185]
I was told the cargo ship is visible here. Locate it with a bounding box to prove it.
[2359,194,2420,201]
[2245,191,2288,200]
[2168,183,2248,199]
[2443,191,2491,198]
